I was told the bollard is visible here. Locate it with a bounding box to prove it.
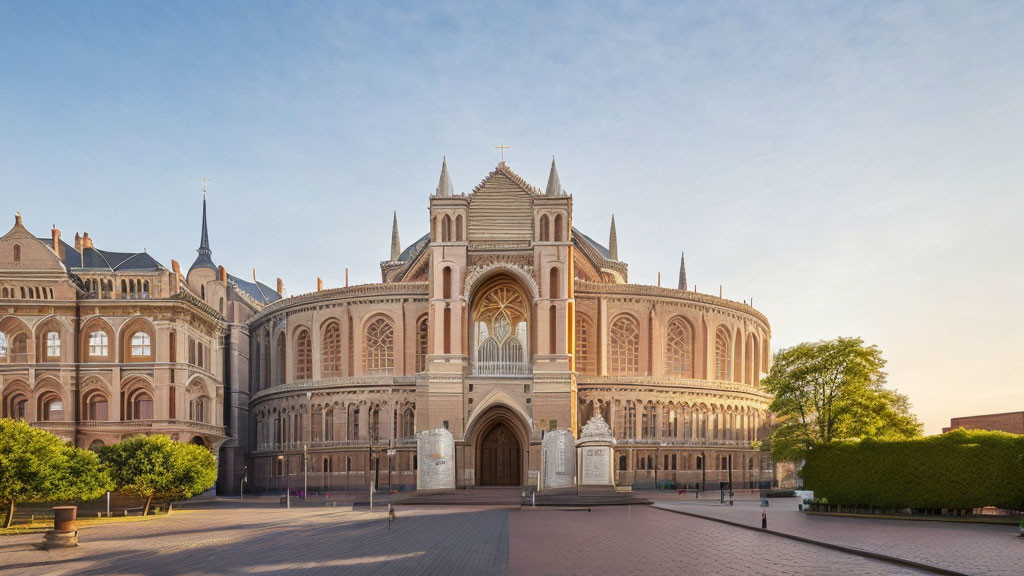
[761,511,767,529]
[43,506,79,549]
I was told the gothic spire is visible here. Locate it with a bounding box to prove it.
[435,156,453,196]
[678,251,687,291]
[189,191,216,273]
[608,215,618,261]
[544,156,562,196]
[390,211,401,261]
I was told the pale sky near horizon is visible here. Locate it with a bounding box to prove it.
[1,2,1021,434]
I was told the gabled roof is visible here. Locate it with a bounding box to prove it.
[41,238,165,272]
[228,273,281,305]
[471,162,541,196]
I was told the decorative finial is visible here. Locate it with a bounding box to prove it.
[436,156,454,196]
[201,177,212,199]
[390,211,401,261]
[608,215,618,261]
[15,212,22,226]
[678,251,687,291]
[544,156,562,196]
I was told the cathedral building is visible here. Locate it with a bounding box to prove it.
[1,158,775,493]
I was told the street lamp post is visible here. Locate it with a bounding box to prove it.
[701,450,706,493]
[278,455,290,509]
[303,444,308,500]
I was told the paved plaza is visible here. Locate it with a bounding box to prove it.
[0,498,1019,575]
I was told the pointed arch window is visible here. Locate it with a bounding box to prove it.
[441,215,452,242]
[539,215,550,241]
[472,280,530,375]
[295,329,312,380]
[402,407,415,438]
[455,214,464,241]
[276,333,286,385]
[664,317,692,377]
[322,321,342,377]
[574,312,594,374]
[45,331,61,359]
[0,331,8,360]
[363,317,394,375]
[624,400,636,438]
[714,327,731,381]
[609,314,640,375]
[554,214,563,241]
[415,316,428,372]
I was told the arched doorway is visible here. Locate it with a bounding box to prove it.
[478,421,521,486]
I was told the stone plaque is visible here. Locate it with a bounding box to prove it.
[541,429,576,490]
[576,414,616,487]
[416,428,455,491]
[580,446,612,485]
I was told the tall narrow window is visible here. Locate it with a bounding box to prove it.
[624,401,636,438]
[455,214,463,241]
[539,215,550,241]
[733,329,743,383]
[46,332,60,359]
[575,313,594,374]
[0,331,8,359]
[322,321,342,377]
[443,308,451,355]
[609,315,640,375]
[548,305,557,353]
[714,327,731,381]
[442,266,452,299]
[296,329,312,380]
[415,317,428,372]
[472,280,529,375]
[664,317,692,377]
[277,333,286,384]
[549,267,559,300]
[363,317,394,375]
[13,245,20,263]
[554,214,563,241]
[441,215,452,242]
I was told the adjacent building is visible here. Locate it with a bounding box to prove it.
[942,412,1024,435]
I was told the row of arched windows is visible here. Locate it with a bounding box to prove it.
[537,213,565,242]
[434,213,465,242]
[257,403,416,447]
[2,378,212,424]
[0,286,54,299]
[583,399,767,443]
[575,312,763,383]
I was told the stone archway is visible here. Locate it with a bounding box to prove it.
[467,403,531,487]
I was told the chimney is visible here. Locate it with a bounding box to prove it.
[218,265,227,286]
[317,277,324,292]
[14,212,22,227]
[276,278,285,295]
[171,259,181,276]
[171,272,180,294]
[74,232,83,252]
[252,268,257,282]
[51,225,62,256]
[82,232,94,249]
[345,268,349,287]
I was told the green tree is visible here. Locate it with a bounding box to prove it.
[763,337,922,461]
[0,418,111,528]
[98,435,216,515]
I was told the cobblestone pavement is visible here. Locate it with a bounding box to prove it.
[0,505,508,576]
[508,505,929,575]
[654,498,1022,576]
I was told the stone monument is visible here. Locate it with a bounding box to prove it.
[540,429,576,490]
[416,428,455,491]
[576,414,616,487]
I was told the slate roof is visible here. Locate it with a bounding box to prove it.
[398,232,430,263]
[573,228,611,260]
[228,273,281,305]
[39,238,165,272]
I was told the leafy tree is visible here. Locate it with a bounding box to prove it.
[762,337,922,461]
[0,418,111,528]
[98,435,216,515]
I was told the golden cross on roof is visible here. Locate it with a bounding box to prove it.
[494,141,510,162]
[201,177,213,198]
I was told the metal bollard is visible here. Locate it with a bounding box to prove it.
[761,511,767,529]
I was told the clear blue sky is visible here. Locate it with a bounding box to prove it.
[2,1,1022,433]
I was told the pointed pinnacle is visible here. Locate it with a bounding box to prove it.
[608,215,618,261]
[678,251,688,291]
[545,156,562,196]
[390,211,401,261]
[436,156,454,196]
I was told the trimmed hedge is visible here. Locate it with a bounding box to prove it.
[802,429,1024,510]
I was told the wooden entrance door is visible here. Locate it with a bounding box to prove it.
[479,422,521,486]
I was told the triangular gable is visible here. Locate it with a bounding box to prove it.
[468,163,537,244]
[0,218,65,272]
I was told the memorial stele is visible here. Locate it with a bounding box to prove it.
[540,429,576,490]
[416,428,455,491]
[577,414,616,487]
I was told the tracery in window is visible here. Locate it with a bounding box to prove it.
[363,317,394,375]
[472,280,529,375]
[296,329,312,380]
[574,312,594,374]
[715,326,731,380]
[415,316,428,372]
[609,314,639,375]
[322,321,342,377]
[664,316,692,376]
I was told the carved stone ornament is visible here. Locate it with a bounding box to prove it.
[578,413,614,443]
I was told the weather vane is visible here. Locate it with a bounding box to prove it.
[201,177,213,198]
[494,141,510,162]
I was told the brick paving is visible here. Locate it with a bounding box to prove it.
[508,505,929,575]
[0,505,508,576]
[653,497,1022,576]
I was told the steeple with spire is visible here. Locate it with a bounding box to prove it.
[390,212,401,261]
[608,215,618,261]
[678,251,687,291]
[544,156,562,196]
[189,188,217,273]
[435,156,454,196]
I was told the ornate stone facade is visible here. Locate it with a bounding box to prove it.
[248,159,776,492]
